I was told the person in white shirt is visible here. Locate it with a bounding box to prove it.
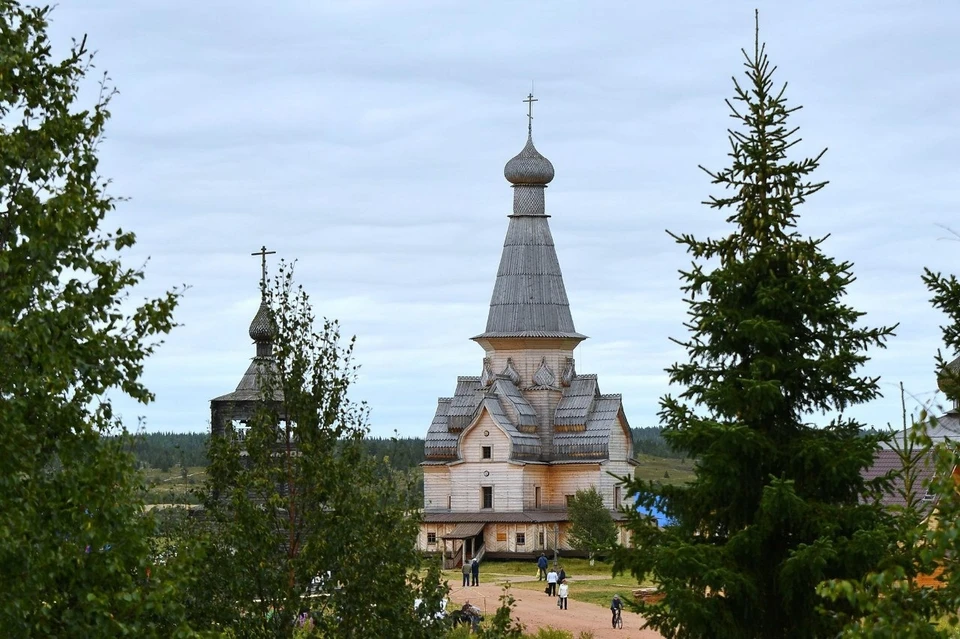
[546,568,558,596]
[557,580,569,610]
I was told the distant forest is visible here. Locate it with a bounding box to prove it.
[126,426,684,471]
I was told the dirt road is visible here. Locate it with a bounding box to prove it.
[447,576,664,639]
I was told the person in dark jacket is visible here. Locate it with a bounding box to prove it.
[461,560,470,587]
[537,553,548,581]
[558,564,566,584]
[471,557,479,586]
[611,594,623,627]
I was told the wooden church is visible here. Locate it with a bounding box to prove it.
[419,102,636,562]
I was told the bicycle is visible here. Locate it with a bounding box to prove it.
[612,607,623,629]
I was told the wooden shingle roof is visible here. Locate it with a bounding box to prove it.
[483,396,541,460]
[555,375,598,427]
[423,372,623,464]
[211,296,281,403]
[425,398,459,460]
[473,133,586,342]
[555,394,623,459]
[493,378,539,429]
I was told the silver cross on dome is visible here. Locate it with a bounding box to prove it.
[523,92,538,136]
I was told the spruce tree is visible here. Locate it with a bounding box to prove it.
[613,15,896,638]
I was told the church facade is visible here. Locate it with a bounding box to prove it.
[420,109,636,562]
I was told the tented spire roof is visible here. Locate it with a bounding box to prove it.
[473,120,585,342]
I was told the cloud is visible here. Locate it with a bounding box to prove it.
[45,1,960,437]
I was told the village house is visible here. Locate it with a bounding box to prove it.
[925,355,960,444]
[861,355,960,588]
[419,99,637,564]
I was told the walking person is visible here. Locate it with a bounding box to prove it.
[546,567,558,596]
[461,560,470,587]
[470,557,479,586]
[557,580,569,610]
[537,552,548,581]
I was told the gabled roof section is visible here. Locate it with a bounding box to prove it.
[425,398,458,461]
[448,376,483,432]
[554,393,622,460]
[481,397,541,460]
[422,371,630,463]
[555,375,598,428]
[492,378,538,431]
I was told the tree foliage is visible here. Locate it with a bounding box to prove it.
[817,267,960,637]
[567,487,617,562]
[612,14,895,639]
[0,2,191,636]
[476,585,525,639]
[817,399,943,637]
[173,263,447,637]
[127,432,209,471]
[632,427,686,459]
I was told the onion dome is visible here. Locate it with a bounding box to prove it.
[504,135,555,185]
[248,299,274,343]
[937,354,960,396]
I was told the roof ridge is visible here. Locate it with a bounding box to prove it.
[598,393,621,399]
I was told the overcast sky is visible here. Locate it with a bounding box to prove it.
[48,1,960,438]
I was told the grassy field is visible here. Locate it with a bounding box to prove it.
[634,454,696,485]
[142,466,206,504]
[477,558,614,578]
[509,575,653,608]
[443,559,654,608]
[137,453,694,503]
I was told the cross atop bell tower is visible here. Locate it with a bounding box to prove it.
[251,245,276,296]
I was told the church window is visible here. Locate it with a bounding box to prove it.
[538,531,545,546]
[565,494,574,507]
[535,486,541,508]
[482,486,493,509]
[427,532,437,545]
[516,533,526,545]
[481,445,492,459]
[497,532,507,542]
[614,486,621,506]
[447,495,452,509]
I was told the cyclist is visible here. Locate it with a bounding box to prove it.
[611,594,623,628]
